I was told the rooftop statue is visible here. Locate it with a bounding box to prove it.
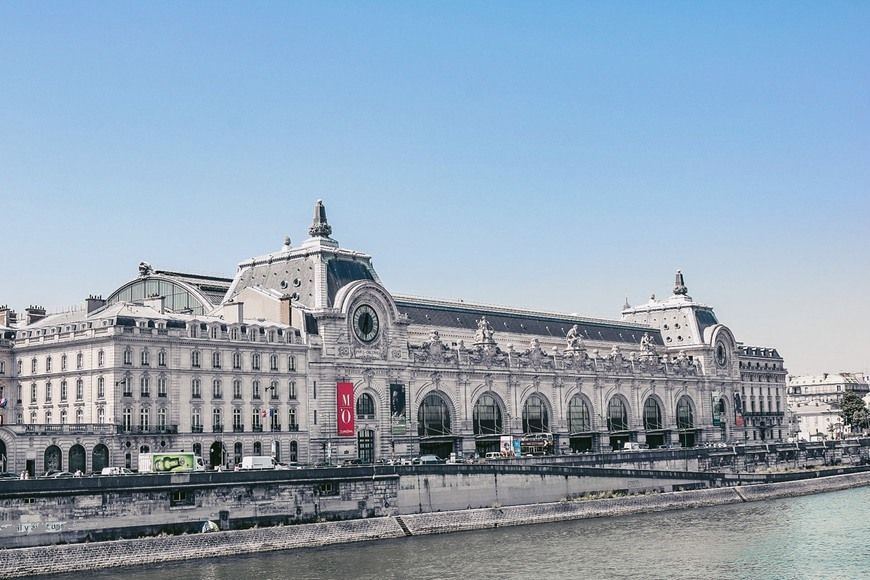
[474,316,495,345]
[566,324,584,349]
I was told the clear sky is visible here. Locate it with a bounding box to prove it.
[1,2,868,376]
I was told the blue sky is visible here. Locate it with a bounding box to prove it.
[1,2,868,376]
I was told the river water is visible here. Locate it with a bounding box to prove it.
[43,486,870,580]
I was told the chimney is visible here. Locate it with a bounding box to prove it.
[279,294,292,326]
[223,301,244,324]
[86,295,107,314]
[143,296,165,314]
[25,306,46,325]
[0,305,10,327]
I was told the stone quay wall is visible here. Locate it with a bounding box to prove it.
[2,470,870,579]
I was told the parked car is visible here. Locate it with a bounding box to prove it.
[418,455,443,464]
[100,467,134,476]
[43,470,75,478]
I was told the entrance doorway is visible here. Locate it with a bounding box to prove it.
[358,430,374,463]
[209,442,226,469]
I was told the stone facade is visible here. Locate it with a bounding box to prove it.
[0,201,784,475]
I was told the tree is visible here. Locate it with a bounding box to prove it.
[839,391,869,433]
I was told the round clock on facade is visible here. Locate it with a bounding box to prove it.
[715,341,728,367]
[352,304,379,343]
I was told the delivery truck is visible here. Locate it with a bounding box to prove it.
[138,452,206,473]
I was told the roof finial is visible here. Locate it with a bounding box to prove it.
[308,199,333,238]
[673,269,688,296]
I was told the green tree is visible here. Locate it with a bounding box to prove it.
[839,391,869,433]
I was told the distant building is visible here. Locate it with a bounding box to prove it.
[787,373,869,440]
[0,201,786,475]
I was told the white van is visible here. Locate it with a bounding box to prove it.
[485,452,504,460]
[240,456,283,470]
[101,467,134,476]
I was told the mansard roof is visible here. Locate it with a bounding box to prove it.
[394,295,662,346]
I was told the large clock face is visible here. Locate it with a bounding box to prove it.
[715,341,728,367]
[352,304,379,343]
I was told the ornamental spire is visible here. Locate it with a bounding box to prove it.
[308,199,333,238]
[673,270,688,296]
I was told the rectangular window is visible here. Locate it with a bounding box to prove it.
[157,378,167,397]
[141,351,149,366]
[45,381,52,402]
[289,381,296,400]
[76,380,84,400]
[140,377,150,397]
[213,380,222,399]
[233,380,242,399]
[123,350,132,365]
[252,380,261,400]
[122,379,132,397]
[270,381,279,400]
[158,351,166,367]
[60,381,68,401]
[191,379,201,399]
[30,384,37,404]
[288,356,296,371]
[252,409,261,431]
[97,377,105,399]
[212,352,221,369]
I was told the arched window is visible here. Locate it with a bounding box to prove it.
[252,353,261,370]
[290,440,298,462]
[607,397,628,431]
[418,393,451,436]
[643,398,663,430]
[288,356,296,371]
[473,394,502,435]
[191,351,201,368]
[253,441,262,455]
[269,354,279,371]
[141,349,150,366]
[76,353,83,369]
[232,352,241,370]
[60,409,68,424]
[212,351,221,369]
[568,395,591,433]
[75,409,83,424]
[97,377,105,398]
[234,442,243,466]
[677,396,694,429]
[522,395,549,434]
[356,393,375,418]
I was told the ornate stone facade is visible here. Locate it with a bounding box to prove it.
[0,201,785,473]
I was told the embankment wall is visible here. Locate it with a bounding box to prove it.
[2,471,869,579]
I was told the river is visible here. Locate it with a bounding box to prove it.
[42,486,870,580]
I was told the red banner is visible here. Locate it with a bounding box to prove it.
[336,382,355,436]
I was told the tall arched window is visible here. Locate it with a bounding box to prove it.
[356,393,375,418]
[473,394,503,435]
[677,396,694,429]
[643,398,663,430]
[607,397,628,431]
[522,395,549,434]
[568,396,591,433]
[418,393,451,436]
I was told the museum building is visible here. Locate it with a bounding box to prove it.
[0,201,786,474]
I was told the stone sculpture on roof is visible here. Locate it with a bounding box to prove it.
[566,324,584,350]
[673,269,688,296]
[474,316,495,346]
[308,199,333,238]
[138,262,153,276]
